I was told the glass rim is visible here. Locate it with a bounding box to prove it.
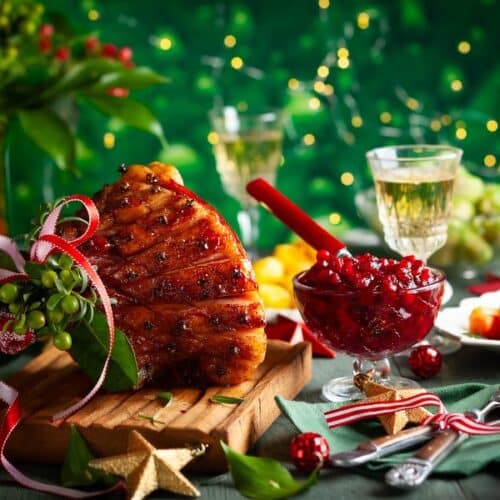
[293,268,446,296]
[366,144,463,162]
[208,106,284,122]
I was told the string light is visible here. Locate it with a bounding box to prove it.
[159,37,172,50]
[483,154,496,167]
[357,12,370,29]
[309,97,321,110]
[486,119,498,132]
[318,0,330,9]
[103,132,115,149]
[457,41,471,54]
[88,9,99,21]
[329,212,341,224]
[340,172,355,186]
[406,98,420,110]
[451,79,463,92]
[337,47,349,58]
[313,81,325,93]
[337,57,350,69]
[441,115,452,125]
[455,128,467,140]
[288,78,299,90]
[207,132,219,145]
[230,56,244,69]
[430,119,442,132]
[323,84,334,95]
[224,34,237,48]
[379,112,392,124]
[303,133,316,146]
[317,65,329,78]
[351,116,363,127]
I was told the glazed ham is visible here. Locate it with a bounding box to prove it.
[63,162,266,387]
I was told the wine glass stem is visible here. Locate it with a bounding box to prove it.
[353,357,392,380]
[237,205,260,259]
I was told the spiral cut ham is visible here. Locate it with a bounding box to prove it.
[62,162,266,387]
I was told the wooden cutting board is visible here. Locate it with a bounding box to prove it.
[5,340,312,472]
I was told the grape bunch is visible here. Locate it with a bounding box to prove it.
[0,253,97,352]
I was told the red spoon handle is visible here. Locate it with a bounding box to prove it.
[246,178,347,254]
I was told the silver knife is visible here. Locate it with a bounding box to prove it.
[386,388,500,488]
[330,424,436,467]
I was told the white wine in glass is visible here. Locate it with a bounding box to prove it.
[210,107,284,257]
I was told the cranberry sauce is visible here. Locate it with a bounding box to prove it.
[294,252,445,359]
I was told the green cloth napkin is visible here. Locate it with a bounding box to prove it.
[276,383,500,476]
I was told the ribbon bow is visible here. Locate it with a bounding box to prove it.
[0,195,123,496]
[324,391,500,435]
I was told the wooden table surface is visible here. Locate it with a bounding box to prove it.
[1,273,499,499]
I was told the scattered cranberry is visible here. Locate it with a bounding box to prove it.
[84,36,100,53]
[289,432,330,472]
[38,38,52,54]
[102,43,118,58]
[117,46,133,63]
[55,47,71,61]
[107,87,130,98]
[39,23,54,38]
[409,345,442,379]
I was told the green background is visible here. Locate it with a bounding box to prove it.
[6,0,499,247]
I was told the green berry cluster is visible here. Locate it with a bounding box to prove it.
[0,253,97,351]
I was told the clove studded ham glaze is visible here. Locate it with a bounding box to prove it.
[62,162,267,387]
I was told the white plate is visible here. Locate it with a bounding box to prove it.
[435,291,500,350]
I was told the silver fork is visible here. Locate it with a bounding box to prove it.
[385,387,500,488]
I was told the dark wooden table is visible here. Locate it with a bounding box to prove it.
[1,274,499,499]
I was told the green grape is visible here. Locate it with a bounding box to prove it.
[54,331,72,351]
[61,295,80,315]
[60,269,73,286]
[27,310,46,330]
[8,303,21,314]
[58,254,74,270]
[47,308,64,324]
[41,270,58,288]
[0,283,19,304]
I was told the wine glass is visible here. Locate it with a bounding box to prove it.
[293,269,446,402]
[209,107,284,258]
[366,145,462,352]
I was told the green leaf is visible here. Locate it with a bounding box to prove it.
[24,262,44,280]
[70,311,139,391]
[221,442,318,500]
[61,425,117,487]
[156,391,173,406]
[210,395,245,405]
[46,292,65,311]
[91,66,169,91]
[87,96,166,146]
[18,109,76,171]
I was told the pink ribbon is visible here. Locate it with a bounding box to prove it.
[0,195,121,496]
[324,391,500,435]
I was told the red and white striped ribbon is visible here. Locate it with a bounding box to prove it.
[324,392,500,435]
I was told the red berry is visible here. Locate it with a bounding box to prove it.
[117,46,133,63]
[0,315,35,355]
[85,36,100,53]
[316,249,331,262]
[39,24,54,38]
[409,345,442,379]
[289,432,330,472]
[55,47,71,61]
[102,43,118,58]
[38,38,52,54]
[107,87,130,98]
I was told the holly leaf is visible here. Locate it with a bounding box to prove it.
[86,96,166,146]
[18,109,76,171]
[61,425,117,487]
[91,66,169,91]
[70,311,139,391]
[221,442,318,500]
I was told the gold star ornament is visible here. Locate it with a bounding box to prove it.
[89,431,204,500]
[353,374,431,434]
